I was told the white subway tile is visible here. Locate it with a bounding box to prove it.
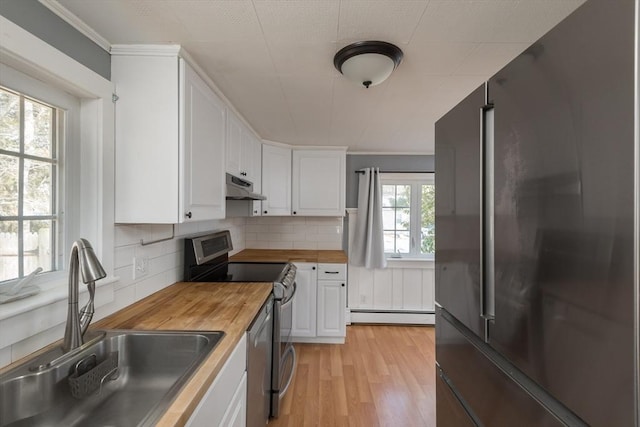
[287,217,307,225]
[268,225,293,234]
[114,246,134,269]
[0,345,11,367]
[94,286,136,321]
[115,224,141,247]
[314,233,342,242]
[316,225,342,235]
[269,241,293,250]
[114,265,134,290]
[293,241,318,250]
[247,241,270,249]
[317,241,342,250]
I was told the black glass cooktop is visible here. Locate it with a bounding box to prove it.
[225,262,287,282]
[192,262,287,283]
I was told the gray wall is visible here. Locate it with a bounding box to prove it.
[0,0,111,80]
[346,154,435,208]
[342,154,435,251]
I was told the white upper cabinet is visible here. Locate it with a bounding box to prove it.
[292,149,346,217]
[226,111,261,185]
[225,111,243,177]
[183,64,227,222]
[112,45,225,223]
[261,144,291,216]
[241,130,262,186]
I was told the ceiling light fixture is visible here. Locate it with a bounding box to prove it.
[333,41,403,89]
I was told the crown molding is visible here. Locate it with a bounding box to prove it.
[110,44,182,56]
[38,0,111,52]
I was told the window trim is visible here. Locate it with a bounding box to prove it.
[0,72,82,285]
[0,15,115,317]
[381,173,435,259]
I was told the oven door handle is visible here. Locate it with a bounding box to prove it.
[280,281,297,309]
[279,345,297,398]
[254,310,272,348]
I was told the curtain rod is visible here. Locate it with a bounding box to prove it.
[355,169,434,174]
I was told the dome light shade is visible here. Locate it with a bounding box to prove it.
[334,41,403,88]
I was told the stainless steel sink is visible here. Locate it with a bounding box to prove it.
[0,330,224,426]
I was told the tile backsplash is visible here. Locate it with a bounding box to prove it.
[1,214,345,367]
[245,216,344,250]
[0,217,246,367]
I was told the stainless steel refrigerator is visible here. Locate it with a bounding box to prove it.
[434,0,639,426]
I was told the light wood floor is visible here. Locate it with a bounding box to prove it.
[268,325,436,427]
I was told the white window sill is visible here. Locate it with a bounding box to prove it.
[0,275,118,322]
[385,257,434,268]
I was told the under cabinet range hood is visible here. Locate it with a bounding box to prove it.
[225,173,266,201]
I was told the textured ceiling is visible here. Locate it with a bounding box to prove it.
[55,0,586,153]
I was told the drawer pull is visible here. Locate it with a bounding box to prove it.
[324,271,340,274]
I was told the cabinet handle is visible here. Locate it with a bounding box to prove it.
[293,211,297,215]
[264,210,268,214]
[324,271,339,274]
[312,266,316,270]
[241,172,247,176]
[341,283,345,287]
[254,210,258,214]
[185,211,192,219]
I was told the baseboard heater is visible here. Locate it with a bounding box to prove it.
[348,309,435,325]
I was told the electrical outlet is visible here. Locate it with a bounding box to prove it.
[133,256,149,280]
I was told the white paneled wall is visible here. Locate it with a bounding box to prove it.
[245,216,343,250]
[347,209,435,324]
[348,262,435,324]
[0,217,246,367]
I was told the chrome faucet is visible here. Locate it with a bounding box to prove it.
[62,238,106,353]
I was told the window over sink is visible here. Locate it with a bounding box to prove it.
[0,85,67,283]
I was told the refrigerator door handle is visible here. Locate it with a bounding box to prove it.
[480,104,496,342]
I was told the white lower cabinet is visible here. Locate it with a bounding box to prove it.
[317,280,346,337]
[220,372,247,427]
[292,263,346,343]
[186,335,247,427]
[291,263,317,338]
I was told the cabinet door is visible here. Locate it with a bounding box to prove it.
[186,335,246,427]
[112,54,180,223]
[249,137,262,216]
[226,111,242,176]
[219,372,247,427]
[261,144,291,216]
[317,280,346,337]
[292,150,346,216]
[182,61,226,221]
[291,263,317,338]
[240,129,257,183]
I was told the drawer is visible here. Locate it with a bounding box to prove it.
[317,263,346,280]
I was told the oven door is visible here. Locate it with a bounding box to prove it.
[271,281,297,418]
[279,282,295,345]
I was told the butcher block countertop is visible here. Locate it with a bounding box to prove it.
[230,249,348,264]
[92,281,273,427]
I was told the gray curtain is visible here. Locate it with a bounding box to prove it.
[351,168,386,269]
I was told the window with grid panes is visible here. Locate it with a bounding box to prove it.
[0,86,60,282]
[381,173,435,258]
